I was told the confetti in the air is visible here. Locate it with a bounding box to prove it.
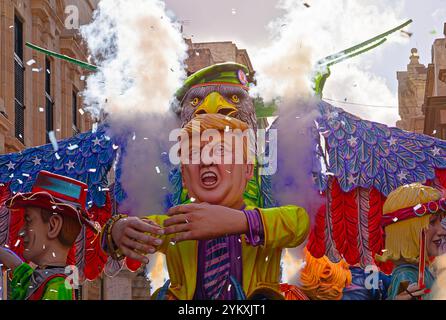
[155,166,161,174]
[55,153,61,160]
[26,59,36,66]
[400,30,413,37]
[79,109,85,115]
[67,144,79,151]
[14,240,20,247]
[32,68,42,73]
[39,107,44,112]
[92,123,98,133]
[89,168,97,173]
[303,2,311,8]
[48,131,58,151]
[414,204,422,211]
[190,197,196,203]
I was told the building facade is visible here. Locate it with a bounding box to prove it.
[0,0,96,155]
[397,23,446,138]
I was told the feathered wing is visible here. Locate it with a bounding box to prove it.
[278,100,446,269]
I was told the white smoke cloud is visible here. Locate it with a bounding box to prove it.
[252,0,408,126]
[81,0,187,119]
[80,0,188,216]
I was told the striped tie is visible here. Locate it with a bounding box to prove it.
[203,237,231,299]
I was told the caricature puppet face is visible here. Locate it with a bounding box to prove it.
[426,212,446,257]
[20,206,80,263]
[179,114,254,208]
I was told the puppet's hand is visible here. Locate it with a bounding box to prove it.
[395,283,429,300]
[164,203,248,242]
[112,217,164,264]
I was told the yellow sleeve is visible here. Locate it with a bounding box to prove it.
[258,205,310,249]
[143,215,172,254]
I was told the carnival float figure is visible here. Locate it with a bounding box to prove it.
[375,183,446,300]
[104,114,309,300]
[0,171,97,300]
[1,19,446,300]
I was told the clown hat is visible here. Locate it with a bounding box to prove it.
[6,170,98,233]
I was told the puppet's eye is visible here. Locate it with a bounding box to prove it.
[191,97,201,107]
[231,95,240,103]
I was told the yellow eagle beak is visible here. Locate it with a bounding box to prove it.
[194,92,237,117]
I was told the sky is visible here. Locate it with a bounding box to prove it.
[163,0,446,126]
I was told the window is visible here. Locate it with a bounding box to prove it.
[45,58,53,143]
[72,90,79,135]
[14,15,25,143]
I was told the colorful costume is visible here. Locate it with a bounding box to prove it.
[146,205,309,300]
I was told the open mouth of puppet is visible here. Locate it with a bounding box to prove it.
[200,171,218,187]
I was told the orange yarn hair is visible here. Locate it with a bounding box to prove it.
[298,248,352,300]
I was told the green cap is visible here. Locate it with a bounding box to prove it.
[176,62,251,102]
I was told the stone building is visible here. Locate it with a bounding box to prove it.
[0,0,95,154]
[423,23,446,138]
[396,48,427,134]
[397,23,446,138]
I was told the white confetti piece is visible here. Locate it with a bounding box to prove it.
[14,240,20,247]
[32,68,42,73]
[227,284,232,291]
[79,109,85,115]
[26,59,36,66]
[89,168,97,173]
[52,252,56,258]
[92,123,98,133]
[17,179,23,185]
[46,69,51,74]
[22,173,29,177]
[265,256,269,262]
[52,206,57,210]
[67,144,79,151]
[48,131,58,151]
[393,217,398,222]
[80,75,86,81]
[101,188,110,192]
[414,204,422,211]
[155,166,161,174]
[112,144,119,150]
[39,107,44,112]
[190,197,196,203]
[55,152,61,160]
[170,241,176,246]
[225,126,230,132]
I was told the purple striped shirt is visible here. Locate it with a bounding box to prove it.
[194,209,264,299]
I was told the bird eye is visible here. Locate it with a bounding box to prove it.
[190,97,201,107]
[231,95,240,103]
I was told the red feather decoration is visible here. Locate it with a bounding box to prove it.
[330,179,359,265]
[8,208,25,260]
[306,204,326,259]
[83,194,112,280]
[368,187,386,262]
[435,169,446,189]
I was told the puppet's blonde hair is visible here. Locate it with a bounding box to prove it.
[376,183,442,264]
